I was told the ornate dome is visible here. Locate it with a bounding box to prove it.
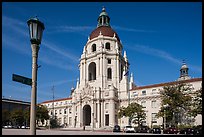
[89,26,120,41]
[89,7,120,42]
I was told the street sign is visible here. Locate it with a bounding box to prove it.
[12,74,32,86]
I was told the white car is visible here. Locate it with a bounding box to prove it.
[123,125,135,133]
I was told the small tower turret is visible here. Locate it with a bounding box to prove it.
[97,7,110,27]
[178,60,191,81]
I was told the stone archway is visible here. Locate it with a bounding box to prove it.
[83,105,91,126]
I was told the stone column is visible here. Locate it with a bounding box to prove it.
[101,101,104,127]
[103,55,106,88]
[97,101,101,128]
[109,99,115,127]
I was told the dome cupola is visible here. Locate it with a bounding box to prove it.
[97,7,110,27]
[89,7,120,42]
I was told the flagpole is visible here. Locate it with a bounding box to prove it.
[127,72,131,125]
[124,70,131,125]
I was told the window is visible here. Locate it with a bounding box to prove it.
[55,110,57,115]
[142,90,146,95]
[107,68,112,79]
[151,100,156,108]
[88,62,96,81]
[141,101,146,108]
[133,92,138,97]
[92,44,96,52]
[59,118,62,125]
[105,42,110,50]
[59,109,62,114]
[151,113,157,122]
[69,117,72,125]
[64,108,67,114]
[107,59,111,64]
[152,89,157,94]
[69,108,72,114]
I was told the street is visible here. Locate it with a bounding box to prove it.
[2,128,179,135]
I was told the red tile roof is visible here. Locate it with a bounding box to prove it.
[131,78,202,91]
[89,26,120,41]
[40,97,72,104]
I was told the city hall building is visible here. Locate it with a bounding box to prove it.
[40,8,202,129]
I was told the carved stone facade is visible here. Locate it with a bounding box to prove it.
[40,8,202,129]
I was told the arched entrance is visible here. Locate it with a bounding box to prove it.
[83,105,91,126]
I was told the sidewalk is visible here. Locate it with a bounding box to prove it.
[57,127,113,132]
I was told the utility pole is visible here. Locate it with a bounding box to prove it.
[52,86,55,118]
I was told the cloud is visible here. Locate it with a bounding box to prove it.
[39,79,76,89]
[47,26,94,35]
[55,26,94,32]
[42,41,79,62]
[2,83,31,102]
[112,25,156,33]
[127,44,202,73]
[2,15,28,37]
[2,16,79,71]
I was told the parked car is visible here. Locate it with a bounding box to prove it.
[179,128,194,135]
[149,128,161,134]
[135,126,150,133]
[113,125,121,132]
[163,127,179,134]
[123,125,135,133]
[193,125,202,135]
[3,125,13,128]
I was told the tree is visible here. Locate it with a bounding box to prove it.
[10,109,24,127]
[2,109,11,126]
[190,87,202,117]
[118,102,146,127]
[157,82,193,127]
[36,105,50,126]
[23,107,30,127]
[50,116,60,128]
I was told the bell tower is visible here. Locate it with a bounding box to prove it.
[178,60,191,81]
[71,7,130,129]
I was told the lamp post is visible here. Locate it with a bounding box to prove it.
[27,16,45,135]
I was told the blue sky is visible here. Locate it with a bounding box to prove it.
[2,2,202,103]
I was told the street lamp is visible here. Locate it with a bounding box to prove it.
[27,16,45,135]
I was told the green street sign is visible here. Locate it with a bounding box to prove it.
[12,74,32,86]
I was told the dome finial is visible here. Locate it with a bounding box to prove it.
[182,59,186,65]
[102,6,105,11]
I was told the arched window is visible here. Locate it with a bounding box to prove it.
[105,42,110,50]
[107,68,112,79]
[120,64,123,80]
[92,44,96,52]
[88,62,96,81]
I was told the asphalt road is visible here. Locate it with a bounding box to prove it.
[2,128,179,135]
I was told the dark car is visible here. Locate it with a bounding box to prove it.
[179,128,194,135]
[113,125,121,132]
[193,125,202,135]
[135,126,150,133]
[150,128,161,134]
[163,127,179,134]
